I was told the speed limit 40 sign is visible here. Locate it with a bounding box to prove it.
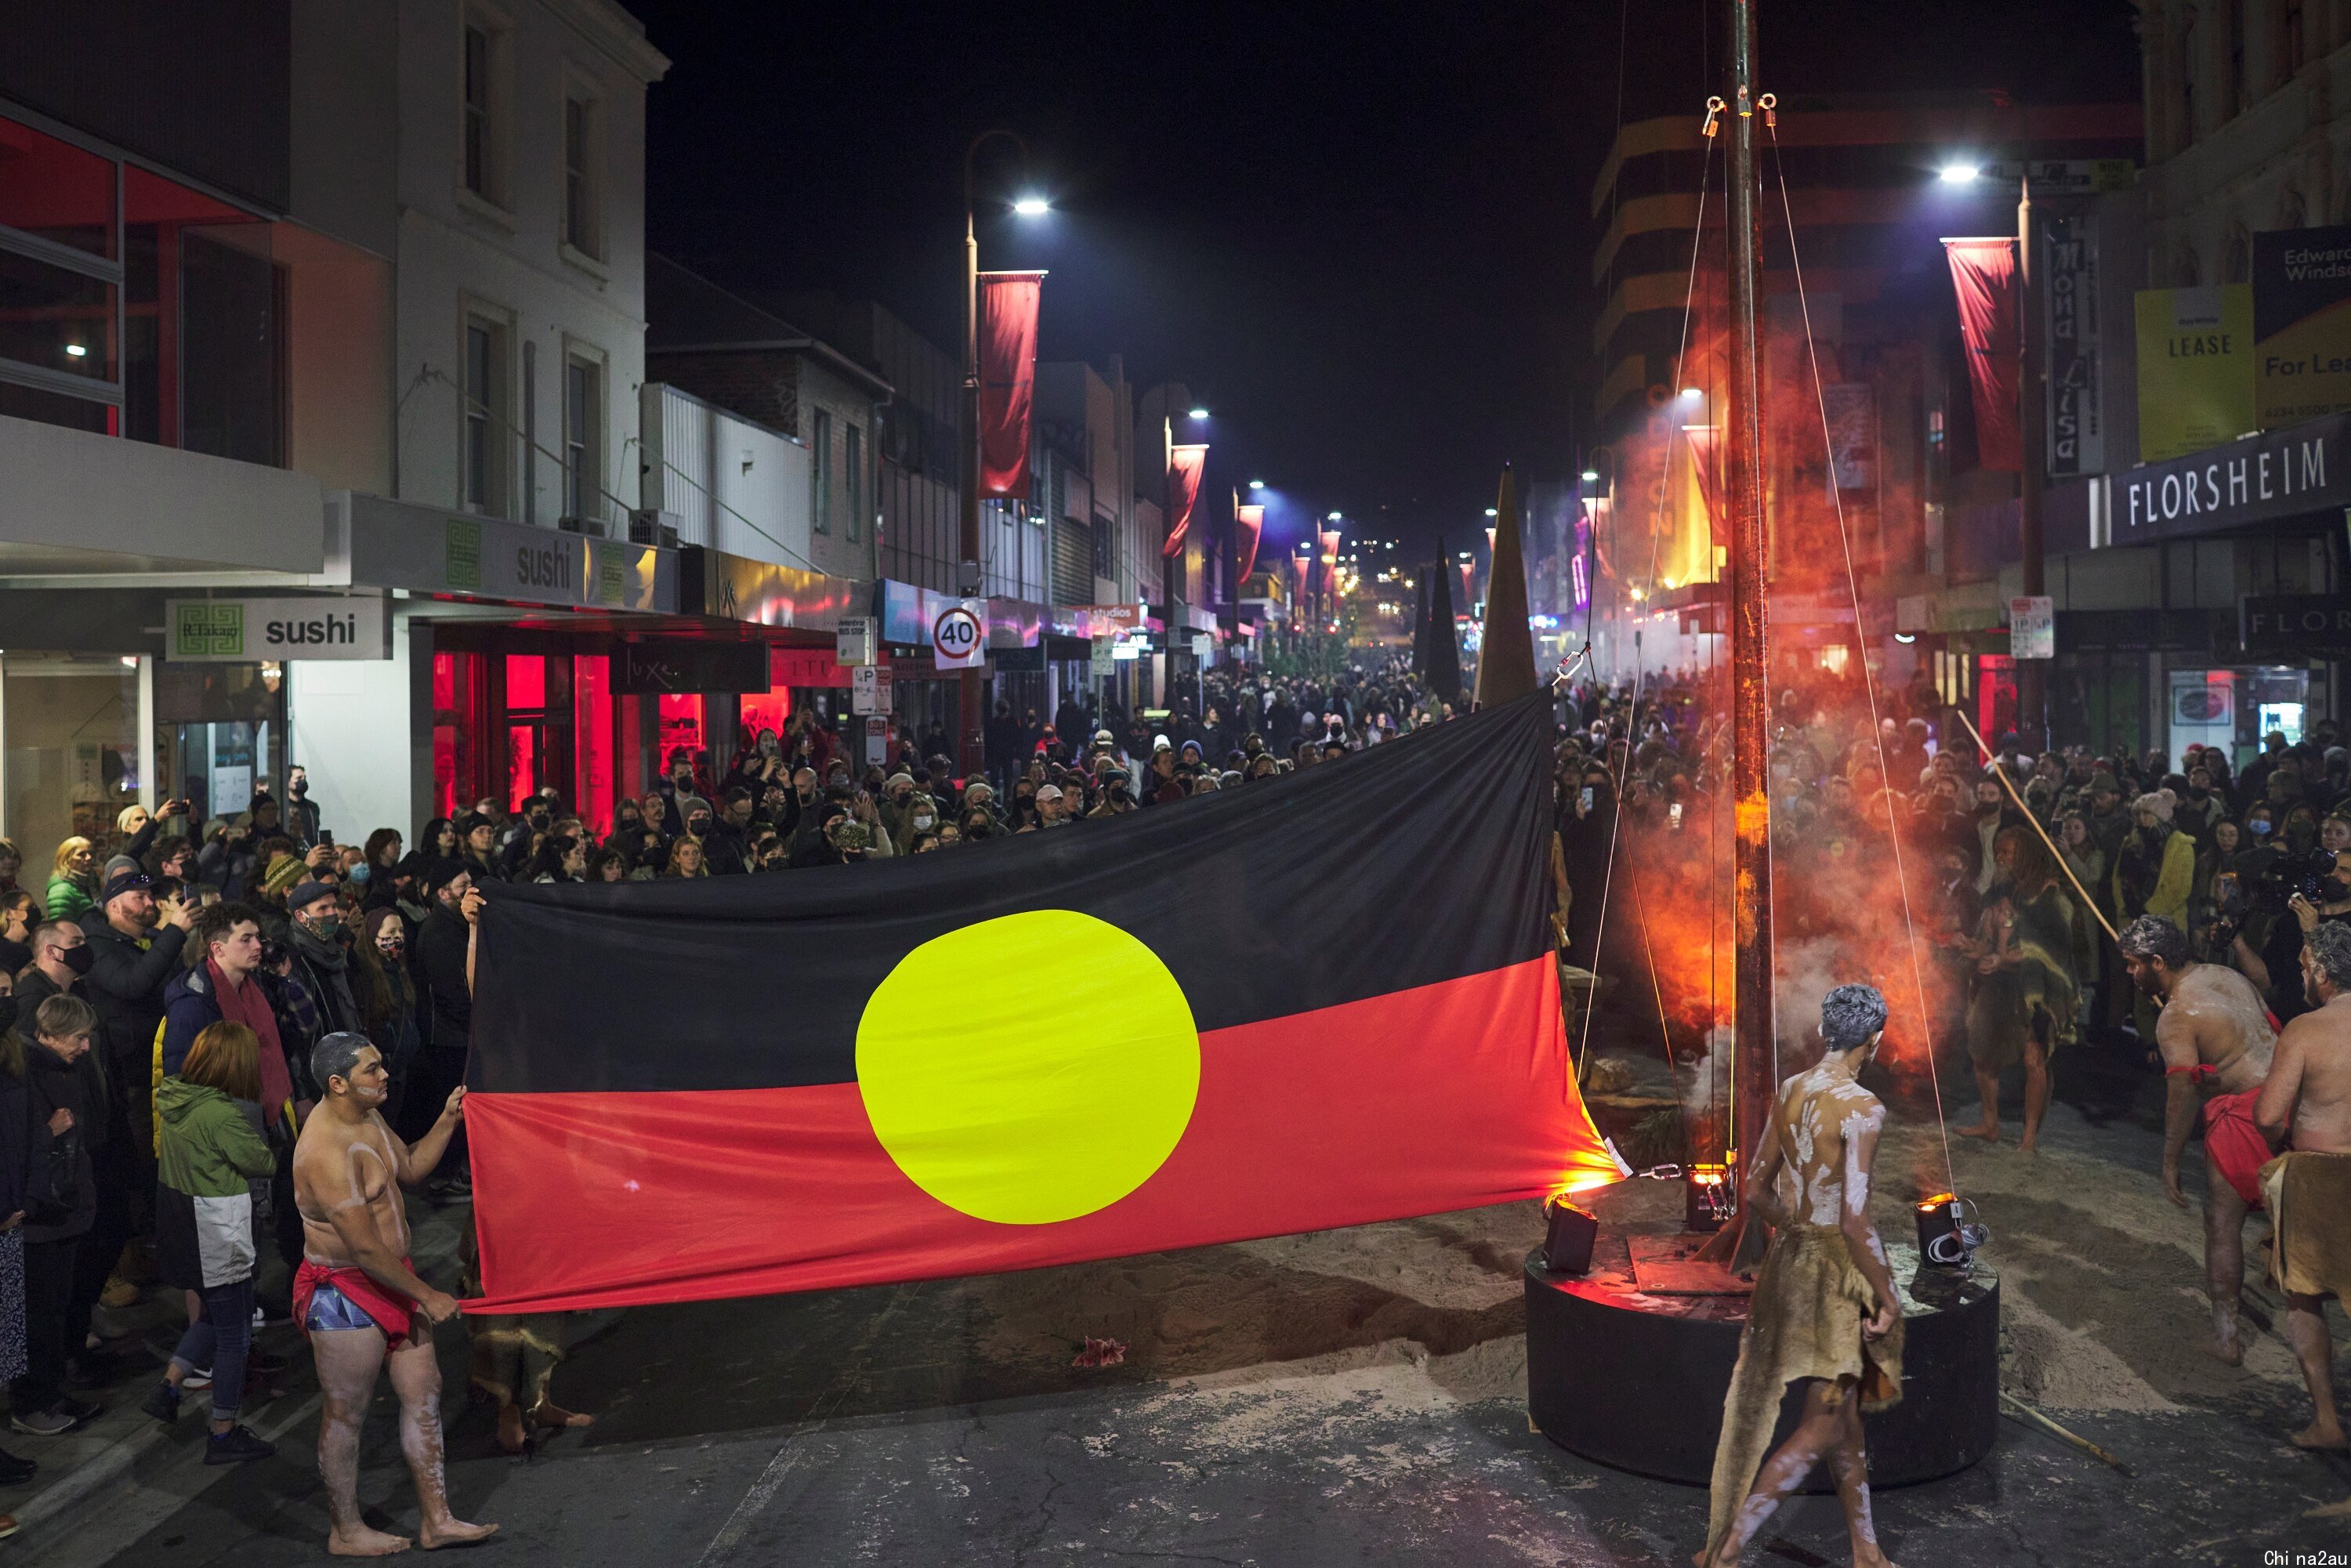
[932,600,987,669]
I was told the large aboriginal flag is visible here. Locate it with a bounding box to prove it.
[462,690,1617,1313]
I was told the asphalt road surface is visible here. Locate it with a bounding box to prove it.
[16,1041,2351,1566]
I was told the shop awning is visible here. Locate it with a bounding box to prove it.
[335,492,679,614]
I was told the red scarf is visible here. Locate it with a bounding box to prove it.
[210,958,294,1117]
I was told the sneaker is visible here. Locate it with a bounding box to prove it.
[8,1408,73,1437]
[55,1398,99,1427]
[140,1382,182,1425]
[181,1367,212,1392]
[0,1513,18,1538]
[0,1450,35,1487]
[203,1425,276,1465]
[98,1276,140,1309]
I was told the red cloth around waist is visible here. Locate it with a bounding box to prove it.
[2203,1089,2273,1210]
[293,1257,417,1342]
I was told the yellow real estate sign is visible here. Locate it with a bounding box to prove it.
[2135,285,2254,462]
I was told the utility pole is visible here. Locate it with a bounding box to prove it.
[2016,178,2048,751]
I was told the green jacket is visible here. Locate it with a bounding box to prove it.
[154,1076,273,1199]
[44,871,92,922]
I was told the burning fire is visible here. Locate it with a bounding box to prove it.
[1592,299,1957,1170]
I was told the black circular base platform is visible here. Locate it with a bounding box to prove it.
[1525,1229,1998,1487]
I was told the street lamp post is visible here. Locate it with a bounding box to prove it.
[959,129,1031,781]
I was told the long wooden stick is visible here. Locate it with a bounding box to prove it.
[1999,1392,2134,1476]
[1951,708,2121,942]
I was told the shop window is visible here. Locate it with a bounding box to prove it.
[505,652,545,709]
[178,232,284,466]
[432,650,482,822]
[502,654,571,814]
[573,654,614,835]
[738,686,792,749]
[0,380,110,435]
[658,694,705,776]
[0,115,114,258]
[0,247,114,381]
[0,653,143,859]
[121,165,278,456]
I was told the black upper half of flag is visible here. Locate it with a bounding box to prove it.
[471,689,1559,1093]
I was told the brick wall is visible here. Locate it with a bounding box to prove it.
[647,349,801,439]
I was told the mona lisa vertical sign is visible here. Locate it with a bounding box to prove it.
[2042,214,2103,476]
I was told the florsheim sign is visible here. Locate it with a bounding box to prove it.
[2086,411,2349,549]
[165,596,391,661]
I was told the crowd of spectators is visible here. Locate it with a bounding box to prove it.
[1556,661,2351,1134]
[0,657,1457,1528]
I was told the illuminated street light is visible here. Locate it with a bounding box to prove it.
[1188,407,1210,420]
[1326,511,1342,521]
[64,343,87,358]
[1679,387,1703,400]
[1012,195,1051,215]
[1937,163,1979,184]
[1580,469,1599,482]
[1248,479,1265,490]
[1483,508,1498,517]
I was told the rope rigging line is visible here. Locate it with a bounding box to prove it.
[1571,101,1723,1085]
[1765,104,1959,1200]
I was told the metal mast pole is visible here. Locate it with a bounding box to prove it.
[1720,0,1776,1258]
[958,164,984,779]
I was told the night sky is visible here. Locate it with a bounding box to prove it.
[628,1,2140,563]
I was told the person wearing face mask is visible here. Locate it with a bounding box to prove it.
[284,882,360,1042]
[14,923,93,1014]
[2237,804,2284,888]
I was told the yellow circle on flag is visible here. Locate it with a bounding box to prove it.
[855,910,1201,1226]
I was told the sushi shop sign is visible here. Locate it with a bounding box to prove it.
[166,596,390,661]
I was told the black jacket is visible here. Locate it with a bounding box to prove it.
[417,904,473,1056]
[22,1044,97,1242]
[77,918,187,1115]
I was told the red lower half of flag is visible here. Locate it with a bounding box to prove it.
[464,954,1616,1313]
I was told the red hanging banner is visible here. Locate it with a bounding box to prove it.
[979,271,1045,499]
[1233,501,1264,583]
[1942,238,2022,473]
[1164,444,1208,559]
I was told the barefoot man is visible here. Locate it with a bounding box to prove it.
[1701,985,1903,1568]
[2116,914,2277,1364]
[293,1031,496,1555]
[2255,922,2351,1475]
